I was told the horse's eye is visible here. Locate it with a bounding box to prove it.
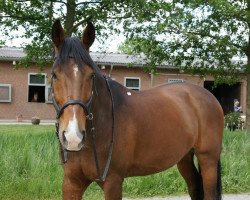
[51,73,57,80]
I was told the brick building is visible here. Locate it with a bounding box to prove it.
[0,47,247,121]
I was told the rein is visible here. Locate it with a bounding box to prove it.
[51,74,115,182]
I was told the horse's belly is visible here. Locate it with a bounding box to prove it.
[125,128,195,177]
[125,144,192,177]
[126,159,178,177]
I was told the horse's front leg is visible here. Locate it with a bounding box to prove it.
[62,174,91,200]
[98,174,124,200]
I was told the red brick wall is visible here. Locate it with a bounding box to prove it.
[0,61,56,120]
[101,66,204,89]
[0,61,247,120]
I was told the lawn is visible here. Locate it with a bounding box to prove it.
[0,125,249,199]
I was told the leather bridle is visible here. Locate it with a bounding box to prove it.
[50,72,115,182]
[51,73,95,120]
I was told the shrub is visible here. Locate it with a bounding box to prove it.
[31,116,40,125]
[224,112,241,131]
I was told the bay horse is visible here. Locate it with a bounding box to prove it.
[51,19,224,200]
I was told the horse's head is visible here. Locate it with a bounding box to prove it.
[51,20,96,151]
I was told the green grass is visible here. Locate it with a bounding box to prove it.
[221,130,250,193]
[0,126,249,199]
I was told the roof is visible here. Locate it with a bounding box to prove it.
[90,52,146,66]
[0,47,246,69]
[0,47,26,61]
[0,46,159,67]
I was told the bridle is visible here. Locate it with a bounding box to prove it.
[51,73,95,120]
[50,72,115,182]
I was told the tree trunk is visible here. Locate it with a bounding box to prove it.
[246,73,250,131]
[245,43,250,131]
[65,0,76,37]
[245,3,250,131]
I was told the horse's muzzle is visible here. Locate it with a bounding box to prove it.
[60,130,86,151]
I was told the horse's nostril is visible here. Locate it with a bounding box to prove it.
[82,131,86,140]
[62,131,67,142]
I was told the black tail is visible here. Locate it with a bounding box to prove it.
[198,164,204,199]
[216,160,222,200]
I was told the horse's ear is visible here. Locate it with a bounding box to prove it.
[82,22,95,51]
[51,19,65,48]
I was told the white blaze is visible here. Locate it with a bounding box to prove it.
[73,65,79,77]
[64,107,83,151]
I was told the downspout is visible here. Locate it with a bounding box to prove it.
[109,65,114,77]
[150,69,154,88]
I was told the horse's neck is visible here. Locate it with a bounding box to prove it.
[89,74,114,144]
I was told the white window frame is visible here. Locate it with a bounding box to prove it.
[28,73,52,103]
[28,73,47,86]
[168,78,184,83]
[124,77,141,90]
[0,84,12,102]
[45,85,53,103]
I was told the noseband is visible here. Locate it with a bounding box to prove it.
[50,73,115,182]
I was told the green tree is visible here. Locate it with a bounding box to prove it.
[0,0,165,67]
[120,0,250,130]
[2,0,250,129]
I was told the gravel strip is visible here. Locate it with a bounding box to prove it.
[124,193,250,200]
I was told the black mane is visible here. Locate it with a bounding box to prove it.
[58,37,100,73]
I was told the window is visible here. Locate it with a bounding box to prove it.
[168,79,184,83]
[28,73,50,103]
[0,84,11,102]
[124,77,140,90]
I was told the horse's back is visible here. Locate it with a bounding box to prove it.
[157,82,224,124]
[138,81,224,127]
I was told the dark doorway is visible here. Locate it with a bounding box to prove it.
[204,81,241,115]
